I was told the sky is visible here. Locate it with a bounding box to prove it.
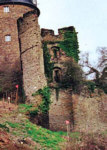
[38,0,107,64]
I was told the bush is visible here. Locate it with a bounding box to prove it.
[85,81,96,93]
[60,60,84,93]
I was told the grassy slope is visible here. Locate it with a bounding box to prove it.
[0,104,68,150]
[0,103,107,150]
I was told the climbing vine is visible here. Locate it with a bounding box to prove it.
[59,29,80,62]
[32,86,51,114]
[42,28,80,86]
[43,42,54,80]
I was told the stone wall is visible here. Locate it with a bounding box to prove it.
[49,88,73,131]
[18,11,46,103]
[0,5,33,72]
[72,92,107,133]
[0,5,34,95]
[42,27,76,131]
[49,88,107,132]
[41,26,75,42]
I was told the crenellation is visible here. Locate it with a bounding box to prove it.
[41,28,55,37]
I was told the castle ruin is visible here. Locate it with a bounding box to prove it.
[0,0,106,132]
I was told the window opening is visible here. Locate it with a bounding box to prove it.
[53,49,58,58]
[4,6,9,13]
[54,70,60,82]
[5,35,11,42]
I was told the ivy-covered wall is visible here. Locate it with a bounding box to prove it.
[41,27,81,131]
[59,30,80,62]
[42,42,54,80]
[42,26,80,83]
[32,86,51,114]
[30,86,51,128]
[42,26,80,64]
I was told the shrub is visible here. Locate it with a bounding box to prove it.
[85,81,96,93]
[60,60,84,93]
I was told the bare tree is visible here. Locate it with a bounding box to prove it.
[80,47,107,93]
[97,47,107,69]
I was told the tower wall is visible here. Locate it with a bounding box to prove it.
[0,4,35,95]
[18,11,46,103]
[0,5,33,71]
[41,27,75,131]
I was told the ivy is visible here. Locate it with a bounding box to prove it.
[32,87,51,114]
[59,30,80,62]
[42,28,80,84]
[43,42,54,80]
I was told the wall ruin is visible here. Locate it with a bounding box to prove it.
[49,88,73,131]
[41,27,76,131]
[72,92,107,133]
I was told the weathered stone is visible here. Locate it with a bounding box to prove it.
[42,27,77,131]
[17,10,46,103]
[0,5,34,72]
[49,88,73,131]
[72,93,107,133]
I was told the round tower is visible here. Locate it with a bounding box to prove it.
[0,0,39,70]
[0,0,40,95]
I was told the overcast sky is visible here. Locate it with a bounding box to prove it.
[38,0,107,63]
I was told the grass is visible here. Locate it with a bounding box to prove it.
[0,123,9,132]
[19,104,39,117]
[5,120,66,150]
[18,104,34,113]
[4,119,81,149]
[0,104,82,149]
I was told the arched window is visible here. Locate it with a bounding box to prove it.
[53,49,57,58]
[53,67,61,83]
[51,46,60,59]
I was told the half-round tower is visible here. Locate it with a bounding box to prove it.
[0,0,39,71]
[0,0,44,98]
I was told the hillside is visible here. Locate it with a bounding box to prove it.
[0,101,107,150]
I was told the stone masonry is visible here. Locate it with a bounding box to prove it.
[49,88,73,131]
[72,91,107,133]
[0,3,47,103]
[0,5,34,72]
[41,27,75,131]
[0,3,106,132]
[18,11,46,103]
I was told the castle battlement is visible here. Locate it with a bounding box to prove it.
[41,26,75,43]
